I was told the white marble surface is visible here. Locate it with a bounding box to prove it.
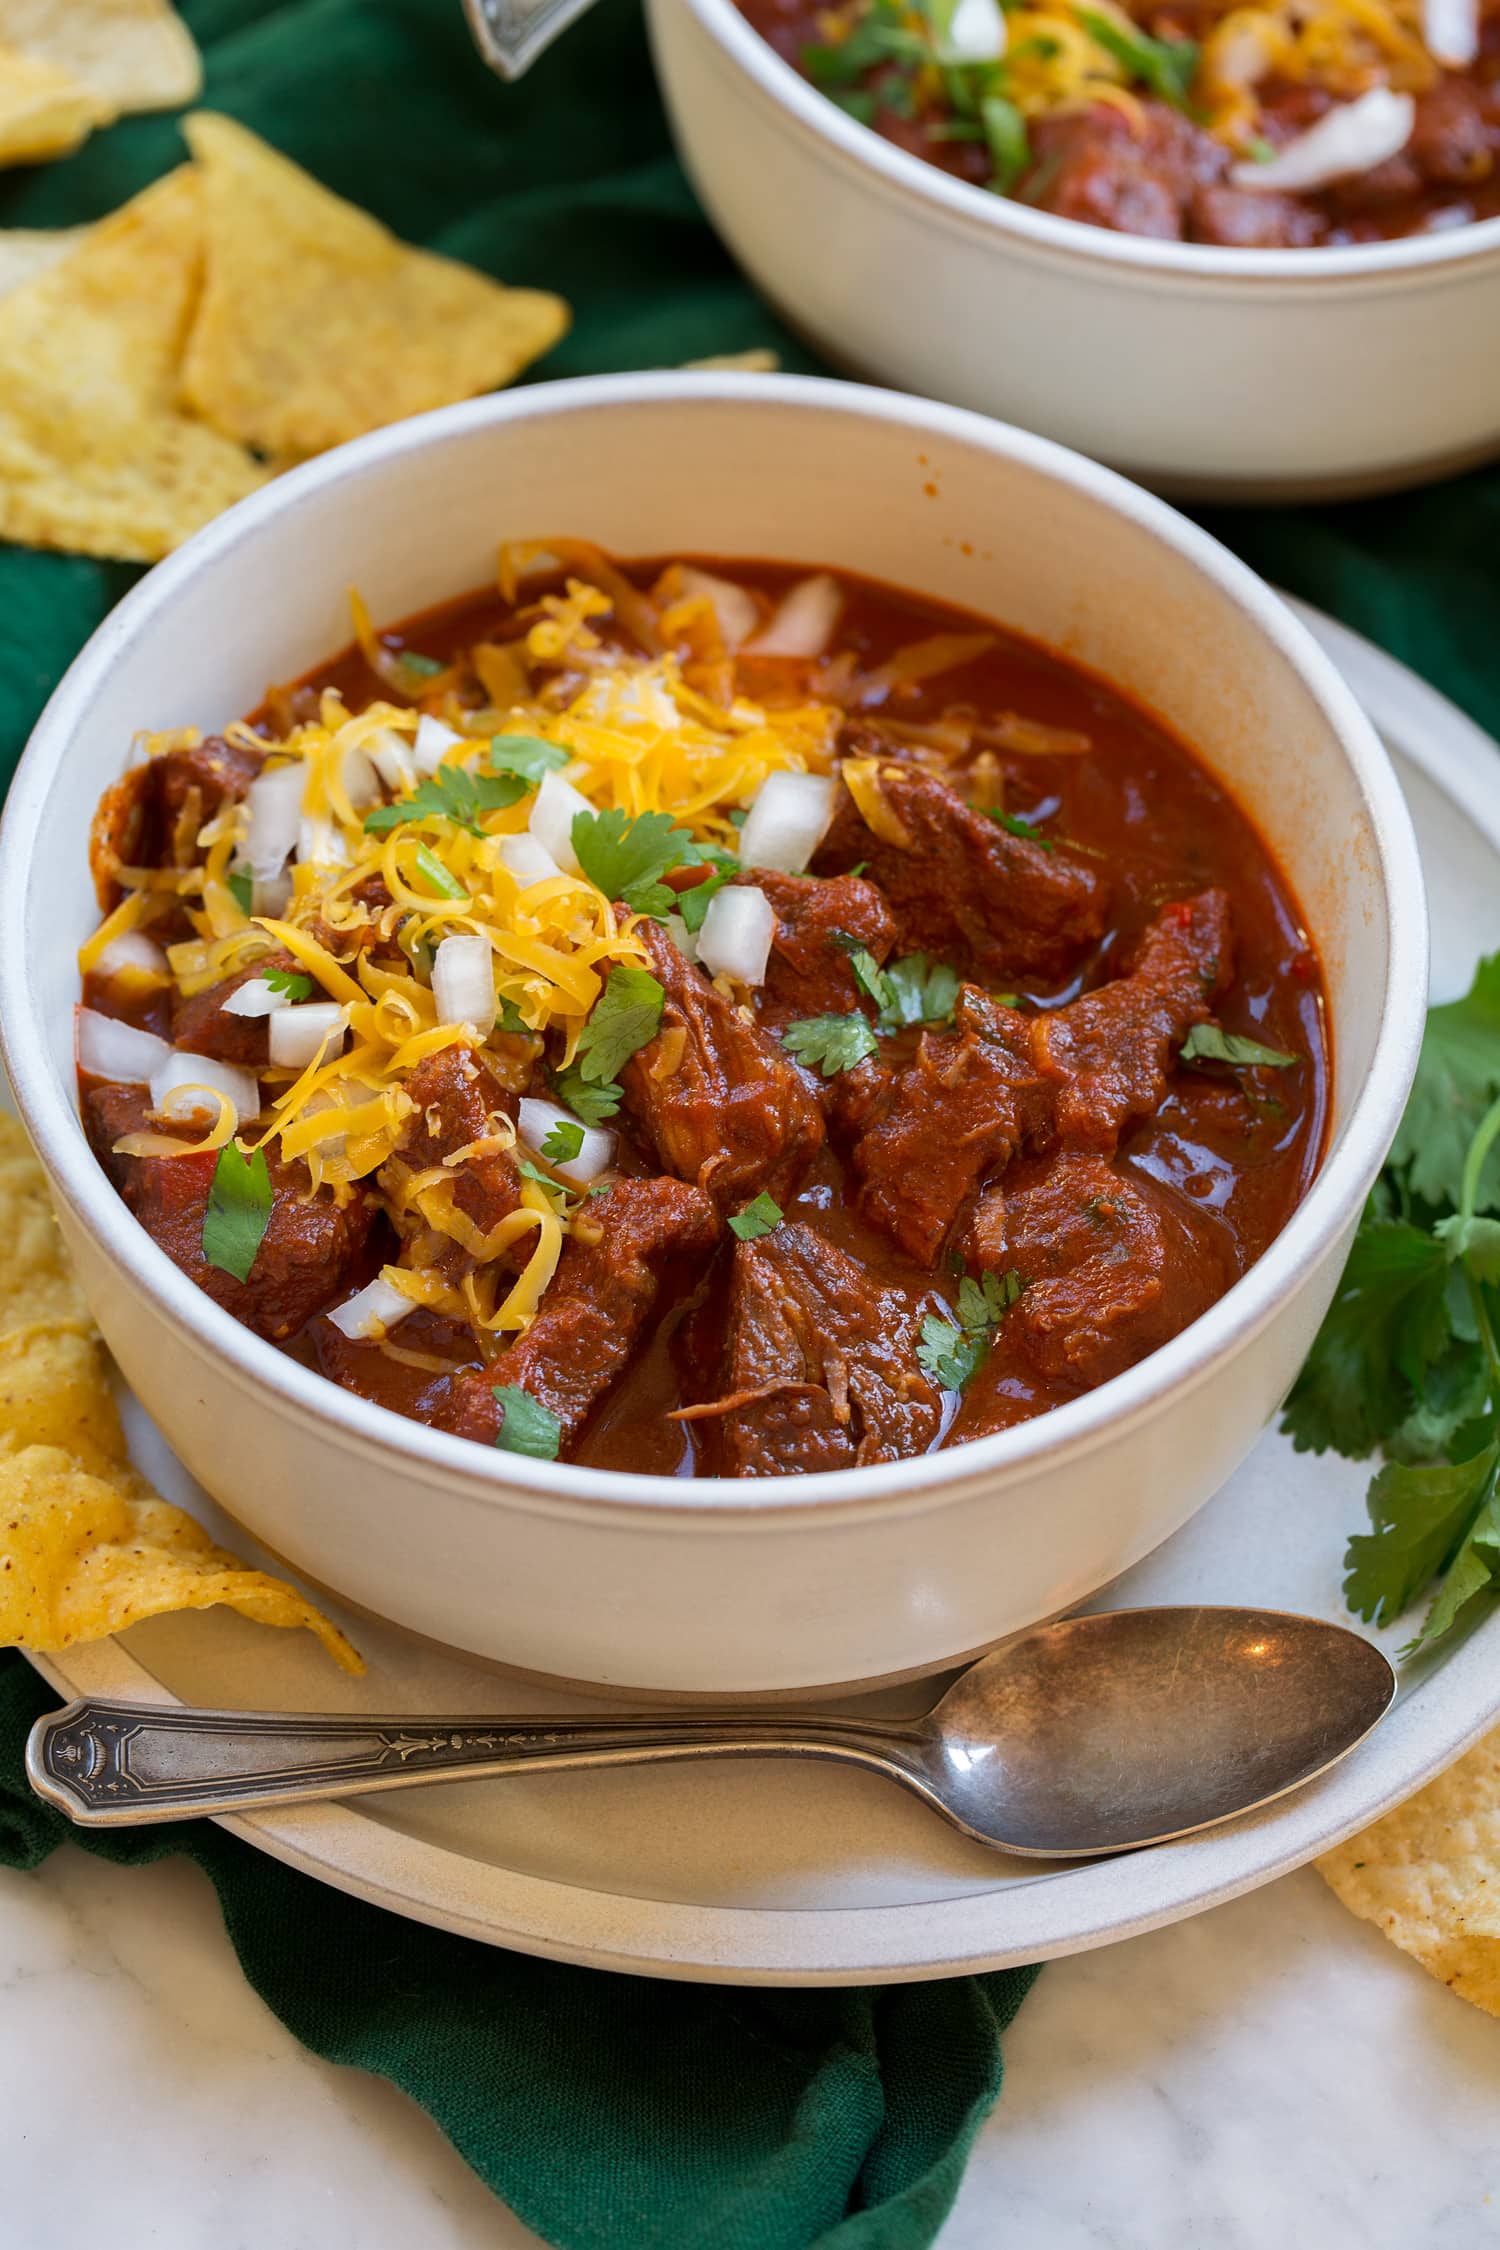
[5,1848,1498,2250]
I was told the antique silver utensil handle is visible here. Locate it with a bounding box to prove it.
[27,1699,914,1826]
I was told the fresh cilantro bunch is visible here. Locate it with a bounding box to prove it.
[1285,954,1500,1651]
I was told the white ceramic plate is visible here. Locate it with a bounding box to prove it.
[23,604,1498,1985]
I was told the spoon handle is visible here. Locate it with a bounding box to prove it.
[26,1698,913,1826]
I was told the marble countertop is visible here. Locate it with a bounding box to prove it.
[5,1847,1497,2249]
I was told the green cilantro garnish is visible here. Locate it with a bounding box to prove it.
[574,964,665,1083]
[1285,951,1500,1652]
[365,765,526,837]
[551,1063,622,1126]
[496,994,530,1038]
[516,1157,579,1212]
[411,843,468,901]
[1180,1024,1299,1070]
[201,1143,273,1284]
[397,649,445,681]
[990,808,1054,852]
[917,1267,1026,1392]
[980,94,1029,194]
[226,868,253,917]
[677,848,741,935]
[780,1012,880,1077]
[571,807,698,918]
[263,967,314,1001]
[878,953,961,1032]
[492,1384,563,1460]
[488,736,571,786]
[831,87,878,122]
[729,1193,784,1242]
[826,931,896,1010]
[1074,8,1198,108]
[540,1119,586,1164]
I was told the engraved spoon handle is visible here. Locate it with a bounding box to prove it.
[26,1699,920,1827]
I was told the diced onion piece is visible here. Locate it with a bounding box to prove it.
[367,726,417,794]
[269,1003,346,1069]
[744,574,843,659]
[528,768,592,876]
[431,933,497,1036]
[327,1275,415,1341]
[297,814,350,868]
[1424,0,1479,64]
[222,977,292,1019]
[1230,88,1414,191]
[95,930,168,982]
[76,1008,172,1084]
[517,1095,617,1185]
[497,832,564,888]
[414,715,464,776]
[665,911,699,964]
[244,761,305,879]
[697,884,776,985]
[676,566,759,650]
[341,745,381,810]
[150,1051,261,1127]
[252,869,294,918]
[940,0,1006,63]
[737,771,835,874]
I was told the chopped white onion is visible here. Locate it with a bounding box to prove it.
[676,566,759,650]
[327,1275,415,1342]
[76,1008,171,1084]
[939,0,1006,63]
[150,1051,261,1127]
[341,746,381,810]
[1230,88,1414,191]
[252,869,294,918]
[1424,0,1479,64]
[297,814,350,869]
[528,768,592,876]
[366,725,417,794]
[497,832,565,889]
[94,930,168,982]
[665,911,700,964]
[269,1004,346,1070]
[744,574,843,659]
[518,1095,617,1186]
[244,761,305,879]
[697,884,776,985]
[414,715,464,776]
[736,771,835,874]
[430,933,496,1037]
[222,977,292,1019]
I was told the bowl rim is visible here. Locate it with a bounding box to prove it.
[660,0,1500,285]
[0,369,1428,1523]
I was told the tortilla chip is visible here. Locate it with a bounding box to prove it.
[1320,1731,1500,2015]
[0,225,90,295]
[0,42,100,166]
[0,0,200,116]
[683,348,781,373]
[0,1114,361,1672]
[179,112,570,463]
[0,166,267,562]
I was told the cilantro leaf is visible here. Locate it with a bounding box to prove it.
[571,808,696,917]
[226,868,253,917]
[729,1192,783,1242]
[917,1267,1026,1392]
[1344,1444,1498,1630]
[878,953,960,1032]
[780,1013,880,1076]
[263,967,313,1001]
[202,1143,273,1284]
[1180,1024,1299,1070]
[1391,955,1500,1212]
[540,1119,585,1164]
[1414,1476,1500,1647]
[1436,1212,1500,1282]
[517,1157,578,1211]
[1281,1220,1451,1458]
[990,807,1053,851]
[397,649,445,680]
[492,1384,563,1461]
[488,736,571,786]
[1075,8,1198,107]
[496,994,530,1038]
[365,765,526,837]
[678,868,734,935]
[575,965,665,1083]
[551,1063,622,1125]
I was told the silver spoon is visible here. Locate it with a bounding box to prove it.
[25,1605,1394,1855]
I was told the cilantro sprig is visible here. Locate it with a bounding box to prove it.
[492,1384,563,1460]
[202,1143,273,1284]
[781,1012,880,1077]
[571,808,698,918]
[878,953,960,1032]
[729,1193,784,1242]
[574,964,665,1083]
[550,1063,622,1126]
[917,1269,1026,1392]
[1286,952,1500,1651]
[365,764,527,837]
[1181,1023,1299,1071]
[263,967,314,1001]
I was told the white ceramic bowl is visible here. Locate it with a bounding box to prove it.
[0,373,1426,1694]
[648,0,1500,501]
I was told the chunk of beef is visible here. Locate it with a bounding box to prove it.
[813,760,1109,987]
[703,1222,942,1477]
[1023,103,1226,241]
[121,1141,377,1342]
[168,950,302,1067]
[976,1152,1238,1391]
[89,736,266,907]
[441,1178,721,1448]
[1406,73,1500,187]
[1189,183,1326,247]
[380,1047,523,1269]
[81,1081,153,1191]
[620,918,825,1209]
[742,869,897,1025]
[1031,891,1233,1150]
[847,987,1051,1266]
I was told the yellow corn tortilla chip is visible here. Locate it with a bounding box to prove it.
[0,166,268,561]
[179,111,571,463]
[683,348,781,373]
[0,225,90,296]
[1320,1730,1500,2015]
[0,1114,360,1672]
[0,0,200,116]
[0,42,100,166]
